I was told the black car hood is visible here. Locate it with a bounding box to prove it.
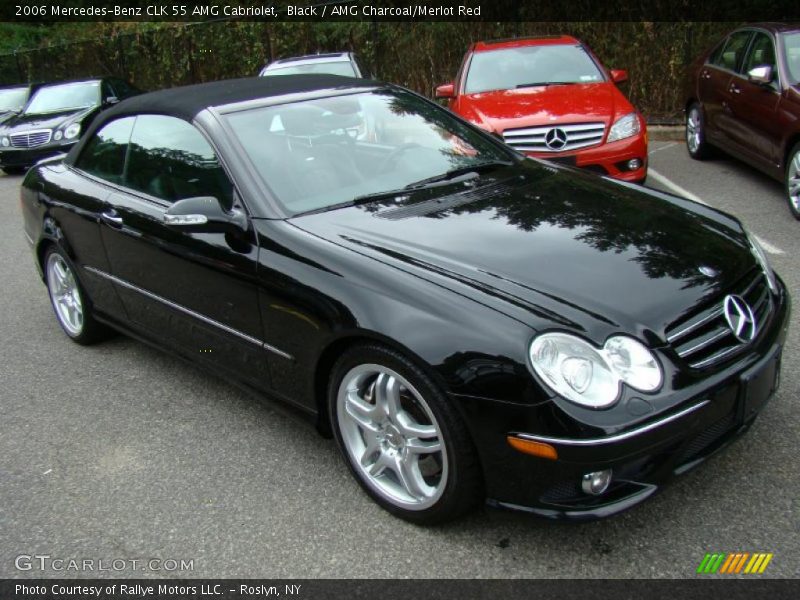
[289,163,756,344]
[0,106,95,132]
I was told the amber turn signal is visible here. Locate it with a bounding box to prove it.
[506,436,558,460]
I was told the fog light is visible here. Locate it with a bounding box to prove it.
[581,469,612,495]
[627,158,642,170]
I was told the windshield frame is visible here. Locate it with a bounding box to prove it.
[211,85,521,219]
[23,80,101,115]
[462,43,608,95]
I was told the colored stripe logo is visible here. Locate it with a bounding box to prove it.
[697,552,773,574]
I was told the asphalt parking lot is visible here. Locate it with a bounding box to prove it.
[1,140,798,579]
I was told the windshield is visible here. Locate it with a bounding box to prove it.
[465,44,605,94]
[25,81,100,114]
[225,89,515,215]
[0,87,29,112]
[263,61,357,77]
[784,32,800,85]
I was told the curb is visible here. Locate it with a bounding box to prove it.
[648,125,684,142]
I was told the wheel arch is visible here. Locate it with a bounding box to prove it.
[783,133,800,172]
[312,330,449,437]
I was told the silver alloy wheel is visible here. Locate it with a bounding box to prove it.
[686,107,701,154]
[789,150,800,212]
[337,364,448,510]
[46,253,84,336]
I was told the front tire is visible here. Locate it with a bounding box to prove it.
[686,103,713,160]
[44,246,110,344]
[786,143,800,220]
[329,344,483,524]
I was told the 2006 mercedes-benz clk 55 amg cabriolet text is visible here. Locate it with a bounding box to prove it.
[20,76,790,524]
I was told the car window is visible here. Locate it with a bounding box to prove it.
[125,115,233,208]
[25,81,101,115]
[0,86,29,112]
[464,44,605,94]
[111,78,135,98]
[263,61,358,77]
[783,32,800,85]
[742,33,778,86]
[710,31,752,72]
[225,89,516,215]
[74,117,135,184]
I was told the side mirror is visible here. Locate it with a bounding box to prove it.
[163,196,247,233]
[610,69,628,84]
[435,83,455,99]
[104,96,119,106]
[747,65,773,86]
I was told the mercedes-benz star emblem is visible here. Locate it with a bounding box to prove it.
[723,294,757,343]
[545,127,568,150]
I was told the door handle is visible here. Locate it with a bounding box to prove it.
[100,210,123,228]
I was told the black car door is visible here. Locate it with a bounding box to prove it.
[95,114,271,389]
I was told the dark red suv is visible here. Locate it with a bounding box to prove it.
[436,36,648,183]
[684,23,800,218]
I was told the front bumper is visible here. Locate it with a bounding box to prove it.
[467,280,789,520]
[0,142,76,168]
[526,132,648,183]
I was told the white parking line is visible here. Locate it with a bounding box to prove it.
[647,168,786,256]
[752,234,785,255]
[648,142,678,155]
[647,168,708,205]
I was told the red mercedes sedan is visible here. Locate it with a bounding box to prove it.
[436,36,648,183]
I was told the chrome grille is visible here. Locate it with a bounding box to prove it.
[10,129,52,148]
[666,270,772,369]
[502,122,606,153]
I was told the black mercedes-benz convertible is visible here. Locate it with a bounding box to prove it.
[20,75,790,524]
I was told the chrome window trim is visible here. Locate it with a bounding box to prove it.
[83,266,293,361]
[511,399,710,446]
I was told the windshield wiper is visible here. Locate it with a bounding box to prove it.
[403,160,515,190]
[515,81,576,88]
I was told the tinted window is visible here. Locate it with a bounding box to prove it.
[743,33,778,86]
[465,44,604,94]
[75,117,135,184]
[125,115,233,208]
[710,31,752,71]
[110,78,135,98]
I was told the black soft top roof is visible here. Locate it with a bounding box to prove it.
[103,74,372,121]
[65,74,376,165]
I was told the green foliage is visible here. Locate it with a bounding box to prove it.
[0,21,735,120]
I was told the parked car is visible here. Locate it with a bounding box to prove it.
[259,52,369,78]
[21,75,788,524]
[436,36,648,183]
[0,77,141,174]
[0,83,41,125]
[684,23,800,218]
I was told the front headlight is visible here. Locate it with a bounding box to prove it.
[745,229,778,294]
[63,123,81,140]
[1,136,8,147]
[529,332,662,408]
[607,112,641,143]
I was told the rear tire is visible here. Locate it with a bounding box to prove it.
[44,246,112,345]
[328,344,483,524]
[686,103,713,160]
[785,143,800,221]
